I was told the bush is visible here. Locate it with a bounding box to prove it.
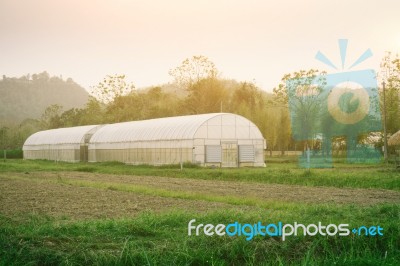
[0,149,23,159]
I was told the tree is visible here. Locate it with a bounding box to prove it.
[380,52,400,135]
[59,108,83,127]
[90,74,135,104]
[103,87,181,123]
[169,55,218,90]
[0,126,9,150]
[17,119,42,148]
[41,104,64,129]
[230,82,263,117]
[80,97,106,125]
[183,77,227,114]
[274,69,326,151]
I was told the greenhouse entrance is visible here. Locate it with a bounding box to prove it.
[221,142,238,167]
[80,145,89,162]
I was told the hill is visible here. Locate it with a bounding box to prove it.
[0,72,89,123]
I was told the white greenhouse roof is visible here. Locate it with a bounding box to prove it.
[90,113,264,143]
[23,125,99,146]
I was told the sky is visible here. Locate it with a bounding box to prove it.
[1,0,400,92]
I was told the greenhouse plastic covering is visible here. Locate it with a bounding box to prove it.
[90,113,263,143]
[24,125,99,146]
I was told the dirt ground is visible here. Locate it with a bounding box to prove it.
[0,174,233,220]
[0,171,399,220]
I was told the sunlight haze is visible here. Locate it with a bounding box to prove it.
[1,0,399,91]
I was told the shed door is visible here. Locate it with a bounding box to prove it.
[222,142,238,167]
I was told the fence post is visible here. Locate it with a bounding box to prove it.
[180,147,183,170]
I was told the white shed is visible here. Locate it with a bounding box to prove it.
[89,113,265,167]
[23,125,101,162]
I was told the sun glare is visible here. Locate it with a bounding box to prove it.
[397,36,400,51]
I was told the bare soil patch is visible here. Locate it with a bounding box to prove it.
[1,171,398,217]
[55,172,400,205]
[0,174,235,220]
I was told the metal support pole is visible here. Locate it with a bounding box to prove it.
[180,147,183,170]
[2,127,5,162]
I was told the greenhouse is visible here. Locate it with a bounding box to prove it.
[23,113,266,167]
[23,125,102,162]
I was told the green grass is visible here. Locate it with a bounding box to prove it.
[1,159,399,191]
[1,205,399,265]
[0,159,399,265]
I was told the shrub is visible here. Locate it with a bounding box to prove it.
[0,149,23,159]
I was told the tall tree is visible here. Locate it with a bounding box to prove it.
[380,52,400,135]
[0,126,9,150]
[104,87,180,122]
[40,104,64,129]
[274,69,326,150]
[80,97,106,125]
[169,55,218,90]
[230,82,263,117]
[90,74,135,104]
[183,77,227,114]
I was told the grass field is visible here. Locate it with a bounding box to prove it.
[0,159,399,265]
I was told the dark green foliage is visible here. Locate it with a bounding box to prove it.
[0,149,23,159]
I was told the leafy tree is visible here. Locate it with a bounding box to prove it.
[380,52,400,135]
[90,74,135,104]
[7,119,42,149]
[0,126,9,149]
[37,71,50,81]
[274,69,326,151]
[105,87,180,122]
[145,87,180,118]
[169,55,218,90]
[183,78,227,114]
[230,82,263,116]
[59,108,84,127]
[79,97,106,125]
[40,104,64,129]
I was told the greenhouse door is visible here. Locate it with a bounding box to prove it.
[221,142,238,167]
[80,145,88,162]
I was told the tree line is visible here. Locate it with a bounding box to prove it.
[1,54,399,155]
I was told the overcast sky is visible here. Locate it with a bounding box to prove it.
[1,0,399,92]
